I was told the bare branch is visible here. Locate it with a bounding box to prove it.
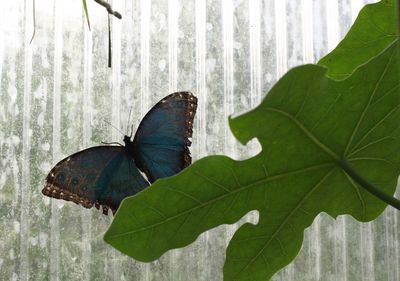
[94,0,122,19]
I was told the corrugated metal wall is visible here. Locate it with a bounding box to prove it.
[1,0,399,280]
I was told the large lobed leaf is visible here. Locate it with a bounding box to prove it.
[104,38,400,281]
[104,1,400,280]
[318,0,398,80]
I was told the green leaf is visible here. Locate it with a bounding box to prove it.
[105,39,400,281]
[318,0,398,80]
[82,0,91,30]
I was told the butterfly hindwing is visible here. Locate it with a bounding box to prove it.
[132,92,197,183]
[42,146,149,214]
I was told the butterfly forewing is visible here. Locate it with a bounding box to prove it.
[132,92,197,182]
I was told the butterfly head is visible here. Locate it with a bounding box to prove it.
[123,135,132,145]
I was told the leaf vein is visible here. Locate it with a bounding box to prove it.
[262,164,269,177]
[173,212,192,238]
[274,237,287,256]
[261,252,270,267]
[347,136,396,157]
[310,87,343,131]
[230,167,242,187]
[163,185,203,204]
[370,84,400,107]
[144,203,167,219]
[342,170,366,219]
[349,102,400,156]
[195,171,231,193]
[349,157,396,168]
[264,107,340,161]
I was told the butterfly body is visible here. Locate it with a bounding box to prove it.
[42,92,197,215]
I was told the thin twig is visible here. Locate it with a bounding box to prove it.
[29,0,36,44]
[108,14,112,68]
[94,0,122,19]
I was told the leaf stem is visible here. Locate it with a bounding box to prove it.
[339,159,400,211]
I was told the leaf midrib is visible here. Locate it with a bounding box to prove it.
[264,107,341,161]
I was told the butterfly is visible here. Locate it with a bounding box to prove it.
[42,92,197,215]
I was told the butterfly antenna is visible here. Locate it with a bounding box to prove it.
[126,107,133,134]
[101,118,125,136]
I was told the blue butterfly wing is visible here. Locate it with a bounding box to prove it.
[132,92,197,183]
[42,146,149,214]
